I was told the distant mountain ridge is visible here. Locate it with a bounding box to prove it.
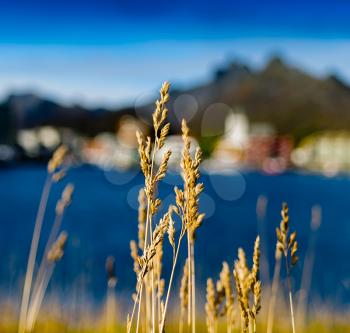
[2,56,350,141]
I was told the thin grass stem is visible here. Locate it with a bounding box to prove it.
[18,174,52,333]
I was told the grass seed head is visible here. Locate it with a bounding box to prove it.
[205,278,217,333]
[47,231,68,262]
[276,202,299,267]
[56,184,74,215]
[180,119,204,243]
[48,145,68,174]
[220,262,234,313]
[233,269,249,332]
[130,240,140,275]
[137,189,147,250]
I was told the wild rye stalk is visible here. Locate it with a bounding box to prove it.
[18,145,68,333]
[181,119,203,333]
[159,119,204,333]
[218,262,235,333]
[25,231,68,331]
[137,215,170,333]
[159,228,185,332]
[276,203,299,333]
[127,82,171,333]
[234,248,250,333]
[205,277,219,333]
[233,237,261,333]
[285,257,296,333]
[30,184,74,305]
[128,83,204,333]
[25,183,73,331]
[136,189,151,332]
[187,235,192,328]
[191,243,196,333]
[18,174,52,333]
[250,237,261,333]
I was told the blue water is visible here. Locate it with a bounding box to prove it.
[0,165,349,305]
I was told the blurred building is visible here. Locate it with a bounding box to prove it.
[83,133,137,169]
[211,112,293,173]
[292,131,350,175]
[245,122,293,172]
[116,115,148,149]
[245,134,293,173]
[155,135,199,169]
[17,126,61,157]
[212,112,249,166]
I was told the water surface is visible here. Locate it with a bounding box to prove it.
[0,164,349,305]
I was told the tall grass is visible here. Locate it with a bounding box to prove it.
[14,82,348,333]
[18,146,72,333]
[127,82,293,333]
[276,203,299,333]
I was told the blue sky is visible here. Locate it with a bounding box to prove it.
[0,0,350,106]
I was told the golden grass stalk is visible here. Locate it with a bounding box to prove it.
[157,278,165,331]
[153,211,170,332]
[181,119,204,333]
[18,145,68,333]
[136,188,152,332]
[18,174,52,333]
[250,237,261,333]
[220,262,235,333]
[135,216,169,333]
[276,203,298,333]
[234,248,250,333]
[130,82,171,333]
[234,236,261,333]
[25,231,68,331]
[127,82,171,333]
[167,211,176,262]
[187,240,192,328]
[205,278,218,333]
[205,264,235,333]
[138,189,147,251]
[31,184,74,301]
[136,81,171,249]
[129,83,205,333]
[129,209,169,333]
[158,212,186,333]
[159,119,204,333]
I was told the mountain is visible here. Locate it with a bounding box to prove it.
[2,56,350,142]
[159,56,350,141]
[3,93,134,137]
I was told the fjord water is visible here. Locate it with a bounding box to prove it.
[0,165,349,305]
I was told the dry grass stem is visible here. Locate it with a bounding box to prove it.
[276,203,299,333]
[18,145,69,333]
[234,236,261,333]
